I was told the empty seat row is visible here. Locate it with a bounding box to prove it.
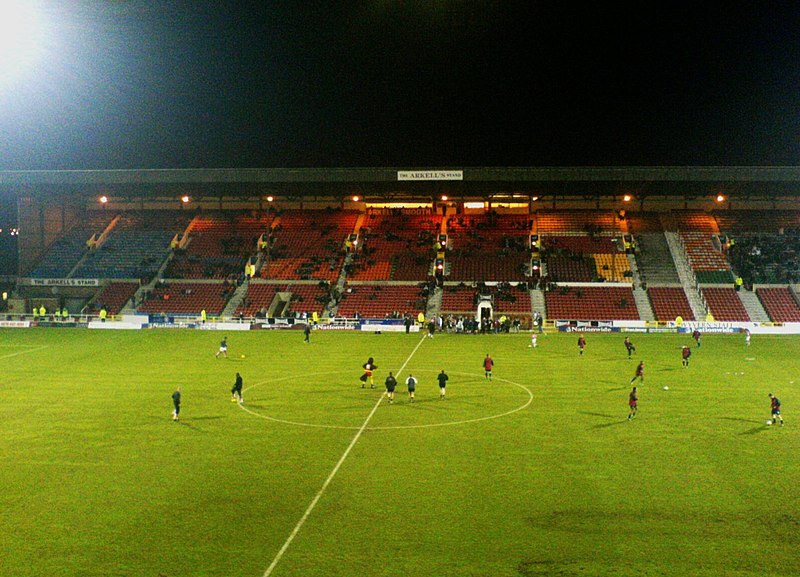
[336,285,425,318]
[700,287,750,321]
[545,287,639,320]
[756,287,800,322]
[647,287,695,321]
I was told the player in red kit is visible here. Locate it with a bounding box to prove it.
[577,334,586,356]
[692,329,701,347]
[628,386,638,420]
[624,336,635,359]
[630,361,644,385]
[681,345,691,367]
[768,393,784,426]
[483,354,494,380]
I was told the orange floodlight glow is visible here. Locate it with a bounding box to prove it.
[99,195,108,204]
[441,195,448,201]
[266,196,274,202]
[352,196,360,202]
[716,194,726,203]
[623,194,632,202]
[181,195,190,203]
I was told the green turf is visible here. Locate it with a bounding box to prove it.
[1,327,798,577]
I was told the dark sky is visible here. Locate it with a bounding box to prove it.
[1,1,799,170]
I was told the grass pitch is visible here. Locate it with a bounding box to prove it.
[1,327,798,577]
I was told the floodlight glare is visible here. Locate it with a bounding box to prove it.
[0,1,44,84]
[181,195,190,203]
[623,194,632,202]
[99,195,108,204]
[352,196,360,202]
[716,194,725,203]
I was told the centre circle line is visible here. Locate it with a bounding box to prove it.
[240,369,533,431]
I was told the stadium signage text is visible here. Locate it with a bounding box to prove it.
[397,170,463,181]
[0,320,30,328]
[27,278,99,287]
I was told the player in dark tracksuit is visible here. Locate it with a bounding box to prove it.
[682,345,691,367]
[578,335,586,356]
[437,370,449,399]
[406,374,417,402]
[231,372,243,403]
[385,372,397,404]
[172,388,181,421]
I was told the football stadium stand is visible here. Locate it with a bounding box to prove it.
[440,284,531,314]
[647,286,696,321]
[166,211,272,279]
[72,211,190,280]
[700,287,750,321]
[349,212,441,281]
[336,284,426,318]
[756,287,800,322]
[446,213,531,282]
[11,199,800,326]
[261,209,358,282]
[29,212,116,278]
[137,282,231,316]
[545,286,639,321]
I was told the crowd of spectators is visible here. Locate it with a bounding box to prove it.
[727,230,800,284]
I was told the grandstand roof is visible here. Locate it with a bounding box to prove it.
[3,166,800,200]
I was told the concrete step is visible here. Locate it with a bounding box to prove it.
[635,232,680,284]
[737,289,770,322]
[426,286,443,320]
[632,287,655,321]
[664,231,707,320]
[221,281,250,317]
[530,288,546,319]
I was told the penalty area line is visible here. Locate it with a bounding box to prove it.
[261,334,427,577]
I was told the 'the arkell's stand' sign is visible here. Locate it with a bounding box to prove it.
[397,170,463,181]
[26,278,100,287]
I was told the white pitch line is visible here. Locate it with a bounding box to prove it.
[261,335,427,577]
[0,345,49,360]
[240,374,533,431]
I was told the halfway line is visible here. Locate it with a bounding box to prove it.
[261,334,427,577]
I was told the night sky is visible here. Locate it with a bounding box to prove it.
[1,1,799,170]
